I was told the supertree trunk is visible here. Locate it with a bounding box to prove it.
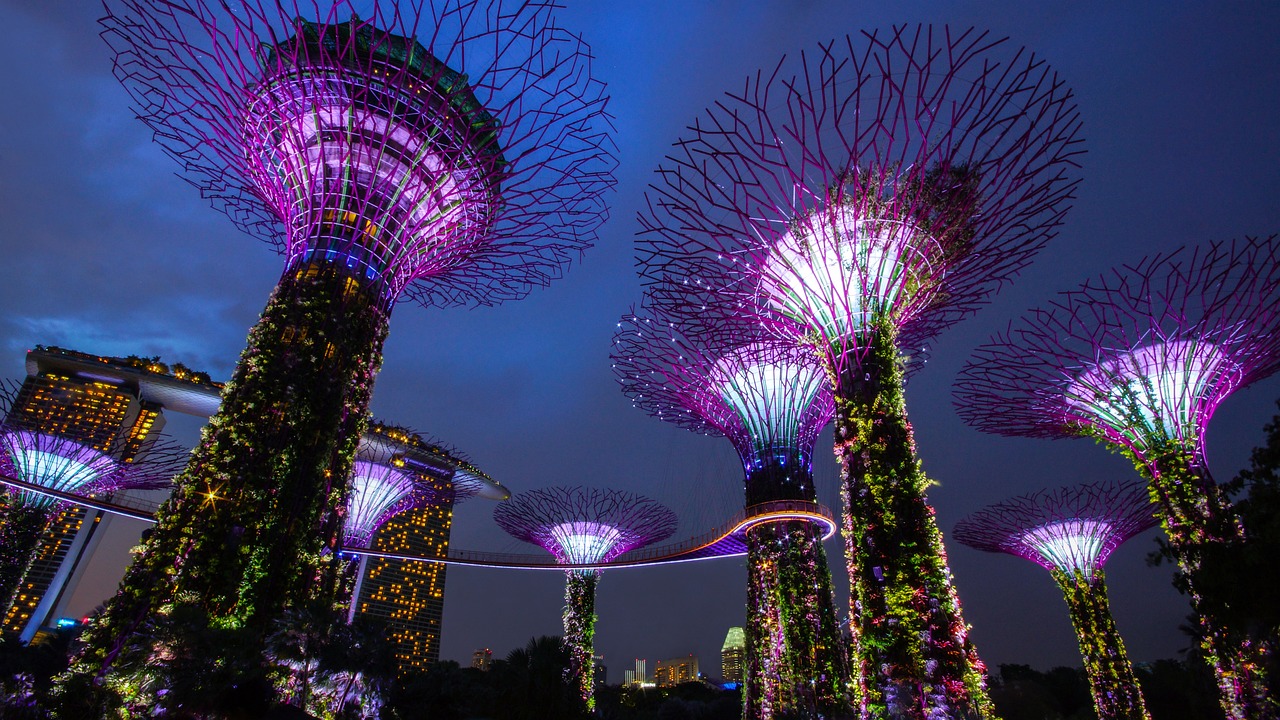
[1124,441,1274,720]
[745,529,787,720]
[78,262,390,678]
[834,326,992,719]
[563,569,599,712]
[1052,568,1150,720]
[0,500,52,616]
[744,459,850,718]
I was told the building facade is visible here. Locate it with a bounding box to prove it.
[721,626,745,684]
[654,656,700,687]
[2,348,170,641]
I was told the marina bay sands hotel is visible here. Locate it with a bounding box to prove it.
[1,345,506,673]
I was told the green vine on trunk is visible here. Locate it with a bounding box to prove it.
[563,569,599,713]
[1052,568,1150,720]
[67,261,391,706]
[833,324,994,719]
[1112,439,1275,720]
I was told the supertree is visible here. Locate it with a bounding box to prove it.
[0,379,187,621]
[953,236,1280,719]
[953,480,1159,720]
[81,0,614,681]
[493,486,677,712]
[612,309,848,718]
[636,25,1082,718]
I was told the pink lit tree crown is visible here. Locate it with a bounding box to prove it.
[637,25,1082,369]
[0,426,186,509]
[611,308,833,474]
[954,236,1280,461]
[342,424,494,545]
[102,0,615,307]
[954,479,1158,578]
[493,486,677,565]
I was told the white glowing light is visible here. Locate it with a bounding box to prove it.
[550,522,623,564]
[244,68,498,295]
[1067,339,1237,446]
[1021,519,1110,578]
[761,206,942,341]
[0,431,117,508]
[344,460,419,544]
[710,345,827,457]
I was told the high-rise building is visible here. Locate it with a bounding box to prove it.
[2,346,181,641]
[3,347,505,674]
[471,648,493,671]
[654,656,700,687]
[721,627,745,684]
[348,423,505,675]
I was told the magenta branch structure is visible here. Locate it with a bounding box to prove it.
[636,25,1082,718]
[494,487,677,712]
[954,480,1158,720]
[0,409,186,627]
[84,0,613,686]
[954,236,1280,719]
[612,310,848,718]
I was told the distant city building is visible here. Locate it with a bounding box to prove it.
[594,654,607,688]
[721,627,745,684]
[624,670,636,686]
[472,648,493,671]
[635,658,647,684]
[654,656,700,687]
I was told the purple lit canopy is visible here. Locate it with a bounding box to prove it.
[0,428,185,509]
[954,236,1280,461]
[494,486,678,566]
[611,310,832,473]
[953,479,1159,579]
[102,0,615,307]
[637,25,1083,369]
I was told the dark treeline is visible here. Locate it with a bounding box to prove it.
[989,660,1220,720]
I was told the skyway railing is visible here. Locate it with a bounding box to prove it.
[0,473,836,571]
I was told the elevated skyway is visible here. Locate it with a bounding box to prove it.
[0,473,836,571]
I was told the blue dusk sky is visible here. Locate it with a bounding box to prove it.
[0,0,1278,680]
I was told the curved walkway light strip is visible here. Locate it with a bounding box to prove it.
[0,473,834,571]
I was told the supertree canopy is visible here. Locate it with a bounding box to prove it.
[954,236,1280,719]
[494,487,677,712]
[954,480,1159,720]
[612,310,848,718]
[636,25,1082,718]
[81,0,613,687]
[0,424,186,631]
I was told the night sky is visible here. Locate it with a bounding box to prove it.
[2,0,1280,683]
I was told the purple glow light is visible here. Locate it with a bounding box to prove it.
[244,36,502,300]
[549,521,623,565]
[1066,339,1239,452]
[612,314,834,472]
[709,343,830,464]
[0,430,120,508]
[494,486,678,566]
[762,206,944,342]
[954,480,1158,577]
[343,460,421,545]
[1021,519,1112,578]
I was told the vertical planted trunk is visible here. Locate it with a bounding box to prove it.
[834,326,992,719]
[79,261,390,677]
[563,569,599,711]
[743,458,850,718]
[1129,442,1274,720]
[1053,568,1150,720]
